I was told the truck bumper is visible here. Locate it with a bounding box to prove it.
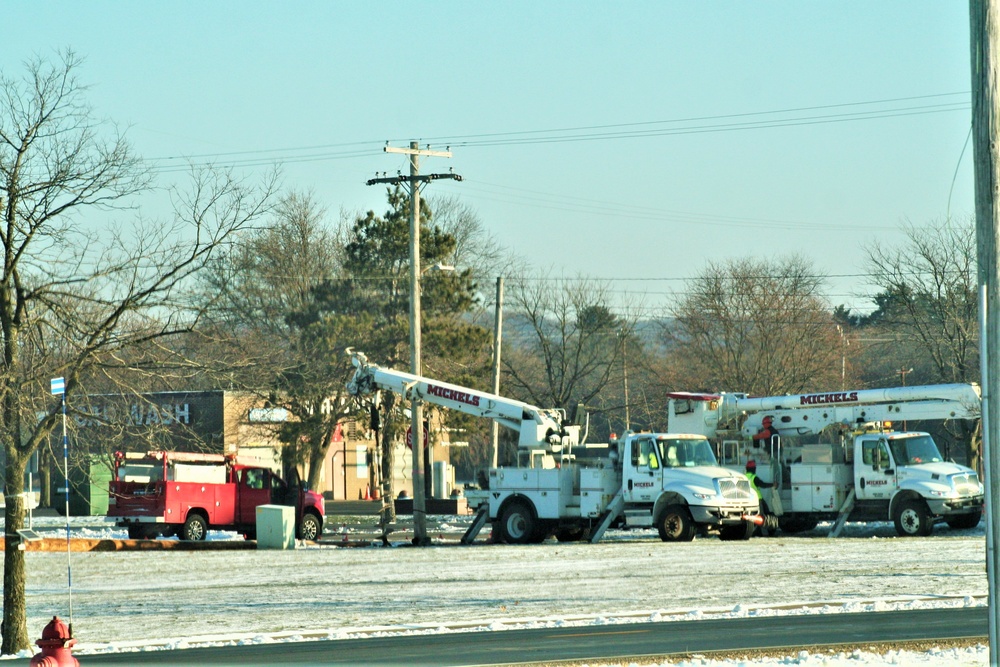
[929,494,984,516]
[689,504,759,526]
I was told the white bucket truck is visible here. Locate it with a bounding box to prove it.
[666,384,983,536]
[346,350,759,544]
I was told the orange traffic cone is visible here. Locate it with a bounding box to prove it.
[372,485,381,501]
[358,488,363,500]
[364,484,371,500]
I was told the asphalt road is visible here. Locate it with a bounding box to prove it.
[15,606,987,666]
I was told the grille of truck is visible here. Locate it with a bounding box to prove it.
[718,478,753,500]
[952,472,980,494]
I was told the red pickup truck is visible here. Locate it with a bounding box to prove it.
[108,451,325,541]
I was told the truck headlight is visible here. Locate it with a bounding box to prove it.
[693,492,716,500]
[926,489,956,498]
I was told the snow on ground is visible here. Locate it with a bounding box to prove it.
[0,511,990,665]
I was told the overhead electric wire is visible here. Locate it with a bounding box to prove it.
[402,92,970,145]
[142,93,970,174]
[445,104,969,148]
[443,179,899,233]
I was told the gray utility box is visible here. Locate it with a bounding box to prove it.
[256,504,296,549]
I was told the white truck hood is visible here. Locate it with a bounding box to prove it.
[898,462,981,495]
[903,461,975,478]
[665,465,745,486]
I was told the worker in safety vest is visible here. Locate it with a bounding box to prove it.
[745,459,776,536]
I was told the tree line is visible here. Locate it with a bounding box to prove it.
[0,52,980,654]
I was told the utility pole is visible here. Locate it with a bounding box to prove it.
[897,367,913,430]
[970,1,1000,660]
[490,277,504,468]
[622,330,630,432]
[837,325,847,390]
[367,142,461,546]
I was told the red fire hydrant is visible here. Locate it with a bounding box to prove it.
[29,616,78,666]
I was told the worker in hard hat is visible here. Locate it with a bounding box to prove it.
[752,416,779,448]
[745,459,777,537]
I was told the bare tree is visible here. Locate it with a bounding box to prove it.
[0,52,275,653]
[862,217,980,469]
[198,190,352,490]
[202,190,340,335]
[502,274,639,442]
[665,256,844,396]
[428,196,506,278]
[863,217,978,384]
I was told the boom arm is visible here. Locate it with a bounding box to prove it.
[738,384,981,437]
[346,350,579,452]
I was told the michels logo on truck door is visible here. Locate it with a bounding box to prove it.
[799,391,860,406]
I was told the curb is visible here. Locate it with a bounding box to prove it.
[0,538,257,552]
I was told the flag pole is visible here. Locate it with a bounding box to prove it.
[50,376,72,634]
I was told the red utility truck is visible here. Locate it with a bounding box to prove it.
[108,451,325,541]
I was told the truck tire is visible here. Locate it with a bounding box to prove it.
[127,525,146,540]
[718,522,754,541]
[893,499,933,537]
[181,513,208,541]
[298,512,323,541]
[499,500,536,545]
[946,512,981,530]
[657,504,696,542]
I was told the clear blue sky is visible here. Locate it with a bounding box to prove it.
[7,2,974,316]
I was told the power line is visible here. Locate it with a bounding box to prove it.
[141,93,970,173]
[446,103,969,148]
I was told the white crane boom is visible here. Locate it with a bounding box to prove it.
[738,384,981,437]
[346,350,578,452]
[736,384,980,413]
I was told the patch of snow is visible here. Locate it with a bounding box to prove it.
[0,513,988,665]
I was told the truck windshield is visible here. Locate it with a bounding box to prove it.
[657,437,718,468]
[889,435,944,465]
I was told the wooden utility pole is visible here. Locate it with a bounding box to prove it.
[490,276,504,468]
[622,331,631,432]
[367,142,461,546]
[897,367,913,430]
[970,1,1000,659]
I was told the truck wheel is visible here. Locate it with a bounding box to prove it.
[298,513,323,541]
[127,525,145,540]
[499,501,536,545]
[893,499,933,537]
[946,512,981,530]
[181,513,208,541]
[718,522,754,541]
[657,504,696,542]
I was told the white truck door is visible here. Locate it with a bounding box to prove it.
[623,436,659,502]
[855,436,894,500]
